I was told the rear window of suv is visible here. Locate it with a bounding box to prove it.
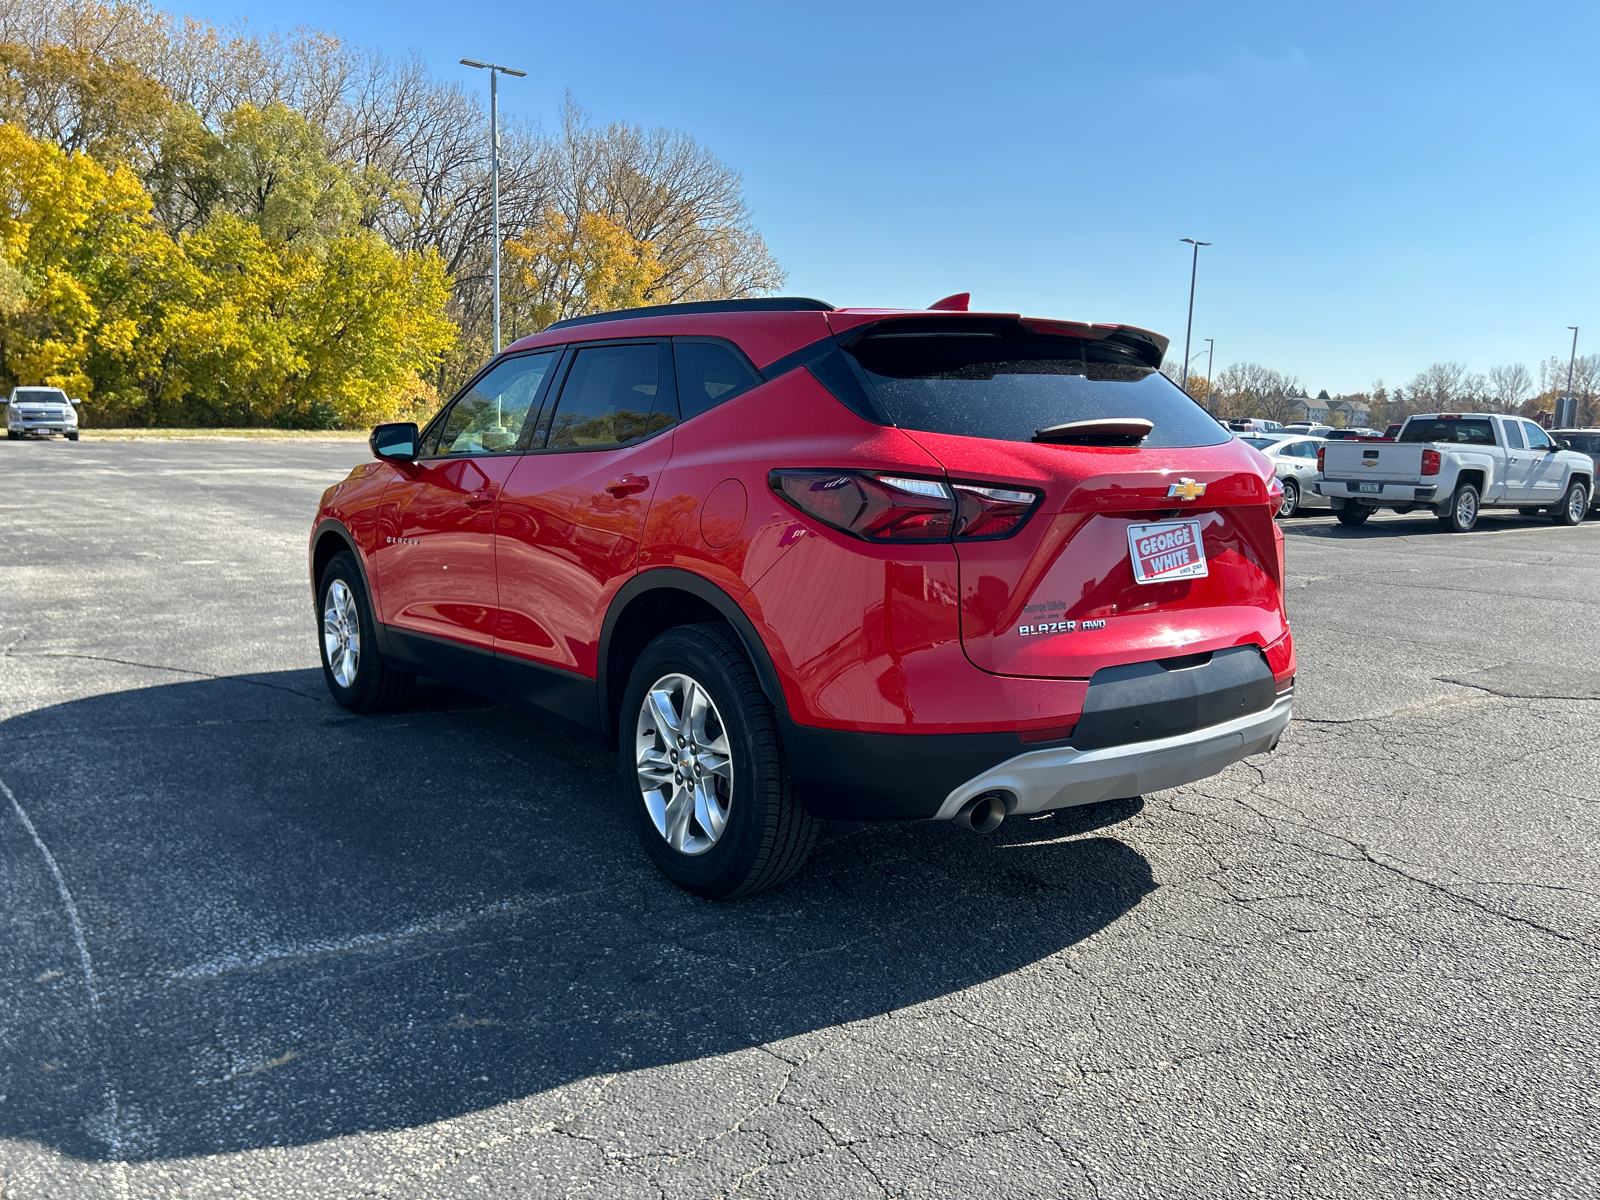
[1398,418,1496,445]
[844,330,1227,449]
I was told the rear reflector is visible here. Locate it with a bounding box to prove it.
[1421,449,1441,476]
[769,470,1040,543]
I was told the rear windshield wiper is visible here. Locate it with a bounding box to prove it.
[1032,418,1153,446]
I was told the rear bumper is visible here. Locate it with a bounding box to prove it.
[932,690,1293,820]
[1316,480,1435,503]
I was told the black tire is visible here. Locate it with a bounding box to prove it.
[316,551,414,713]
[618,623,818,899]
[1551,479,1589,526]
[6,430,17,440]
[1335,503,1371,527]
[1439,482,1480,532]
[66,431,79,441]
[1276,478,1300,519]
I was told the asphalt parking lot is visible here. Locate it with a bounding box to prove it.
[2,437,1598,1199]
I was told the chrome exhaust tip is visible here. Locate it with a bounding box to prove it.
[953,790,1011,833]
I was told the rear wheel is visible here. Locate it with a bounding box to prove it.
[1439,482,1480,532]
[1335,503,1371,526]
[317,551,414,713]
[620,623,818,899]
[1552,479,1589,526]
[1276,478,1300,519]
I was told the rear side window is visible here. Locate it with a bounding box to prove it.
[540,343,673,449]
[1503,421,1524,449]
[1398,418,1496,445]
[1562,434,1600,454]
[674,341,761,421]
[844,332,1227,449]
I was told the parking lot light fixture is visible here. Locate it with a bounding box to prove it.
[1179,239,1211,398]
[461,58,528,354]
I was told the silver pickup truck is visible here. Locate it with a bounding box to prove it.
[1317,413,1592,532]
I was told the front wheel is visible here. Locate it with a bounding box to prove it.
[619,624,818,899]
[1276,478,1300,519]
[317,551,414,712]
[1335,503,1371,526]
[1552,479,1589,526]
[1439,482,1480,532]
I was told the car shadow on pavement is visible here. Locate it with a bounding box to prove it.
[0,671,1154,1162]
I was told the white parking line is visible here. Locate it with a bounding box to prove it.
[2,775,100,1011]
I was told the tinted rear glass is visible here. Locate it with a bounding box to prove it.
[845,333,1227,449]
[1399,418,1495,445]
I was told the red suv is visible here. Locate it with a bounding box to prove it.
[310,297,1295,897]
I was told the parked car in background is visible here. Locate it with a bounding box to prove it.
[1318,412,1593,531]
[1283,422,1334,437]
[1322,427,1384,440]
[1383,423,1402,439]
[1227,418,1285,434]
[311,296,1296,896]
[6,387,80,440]
[1243,435,1331,517]
[1552,428,1600,514]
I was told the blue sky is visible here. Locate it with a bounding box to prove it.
[182,0,1600,395]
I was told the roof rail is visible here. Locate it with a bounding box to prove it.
[545,297,836,331]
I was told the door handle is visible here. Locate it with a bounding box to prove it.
[605,474,650,497]
[464,490,495,506]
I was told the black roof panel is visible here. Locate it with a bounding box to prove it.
[545,297,835,331]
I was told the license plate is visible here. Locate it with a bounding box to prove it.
[1127,519,1208,585]
[1358,482,1381,494]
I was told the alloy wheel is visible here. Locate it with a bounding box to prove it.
[322,578,361,688]
[1569,485,1588,523]
[635,672,734,855]
[1456,489,1478,528]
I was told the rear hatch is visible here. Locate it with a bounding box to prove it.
[834,316,1286,679]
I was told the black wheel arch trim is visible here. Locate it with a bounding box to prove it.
[311,518,393,657]
[599,568,788,739]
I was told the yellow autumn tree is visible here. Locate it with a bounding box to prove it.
[503,207,664,334]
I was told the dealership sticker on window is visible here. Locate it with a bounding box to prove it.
[1127,519,1209,584]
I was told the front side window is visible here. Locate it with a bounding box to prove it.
[844,329,1228,449]
[423,351,558,456]
[541,343,672,449]
[674,340,762,421]
[1523,423,1553,451]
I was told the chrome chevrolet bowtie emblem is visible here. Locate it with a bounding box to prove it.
[1167,478,1206,501]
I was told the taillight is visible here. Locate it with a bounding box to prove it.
[1316,445,1325,472]
[769,470,1039,543]
[953,483,1037,539]
[1421,449,1441,476]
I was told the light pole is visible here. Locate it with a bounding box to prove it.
[1564,326,1579,427]
[461,58,527,354]
[1179,238,1211,398]
[1203,337,1216,412]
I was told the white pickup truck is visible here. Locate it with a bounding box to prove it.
[1317,413,1593,532]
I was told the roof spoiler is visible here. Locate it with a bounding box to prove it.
[829,312,1170,369]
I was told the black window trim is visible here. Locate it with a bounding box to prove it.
[417,345,566,461]
[521,337,680,456]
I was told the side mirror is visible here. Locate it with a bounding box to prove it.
[370,422,419,462]
[70,398,81,406]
